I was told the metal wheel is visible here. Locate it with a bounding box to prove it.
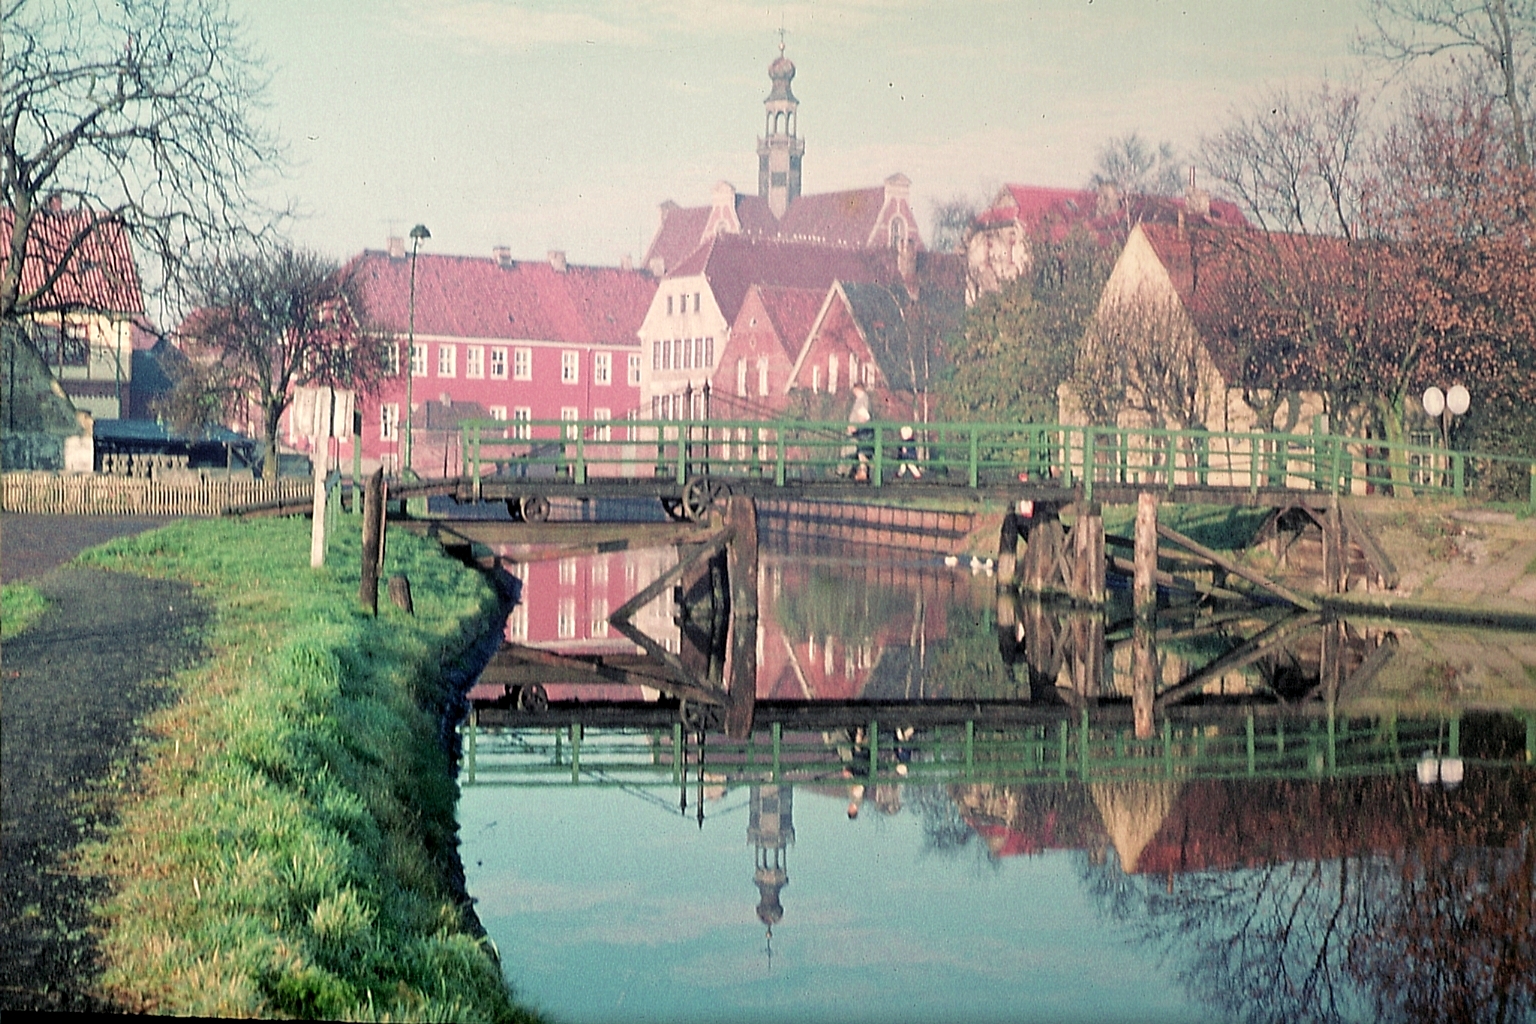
[504,498,524,522]
[515,683,548,713]
[520,494,550,523]
[661,497,687,521]
[681,476,725,522]
[679,698,721,730]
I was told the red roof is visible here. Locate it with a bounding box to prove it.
[348,250,655,347]
[976,184,1248,244]
[753,285,826,355]
[2,206,144,315]
[670,233,894,324]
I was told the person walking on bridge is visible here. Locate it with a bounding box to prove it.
[847,384,874,482]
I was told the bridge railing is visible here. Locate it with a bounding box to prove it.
[458,417,1536,506]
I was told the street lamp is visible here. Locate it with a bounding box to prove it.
[1422,384,1470,487]
[402,223,430,476]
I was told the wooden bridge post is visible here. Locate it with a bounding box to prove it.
[1021,502,1063,595]
[1133,616,1156,739]
[1324,497,1346,594]
[724,496,759,739]
[997,512,1020,587]
[1134,491,1159,619]
[360,468,385,615]
[1070,502,1104,604]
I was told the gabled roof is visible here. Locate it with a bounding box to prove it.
[645,181,917,275]
[747,285,826,357]
[2,206,145,315]
[669,234,894,325]
[976,184,1248,245]
[348,250,655,346]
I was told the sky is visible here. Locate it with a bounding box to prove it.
[238,0,1373,269]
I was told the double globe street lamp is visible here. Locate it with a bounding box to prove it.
[1422,384,1470,489]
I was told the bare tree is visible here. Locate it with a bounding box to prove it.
[165,248,391,479]
[1199,81,1370,238]
[1092,132,1186,197]
[928,196,979,254]
[1071,289,1211,432]
[2,0,281,328]
[1359,0,1536,167]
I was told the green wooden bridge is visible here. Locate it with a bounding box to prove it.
[423,416,1536,520]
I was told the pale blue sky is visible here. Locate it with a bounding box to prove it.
[242,1,1371,267]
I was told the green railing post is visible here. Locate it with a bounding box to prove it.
[1250,432,1260,497]
[575,425,587,485]
[1058,720,1069,779]
[1246,712,1256,775]
[872,426,884,487]
[1452,452,1464,497]
[1330,436,1343,496]
[471,423,482,497]
[968,427,979,488]
[571,723,582,783]
[676,424,687,484]
[869,720,879,779]
[775,428,786,487]
[1083,428,1096,504]
[772,721,782,781]
[965,719,975,777]
[465,709,476,785]
[1163,717,1173,778]
[1079,708,1091,782]
[673,722,684,784]
[1449,715,1460,759]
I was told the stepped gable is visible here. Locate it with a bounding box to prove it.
[349,250,651,346]
[671,233,893,325]
[2,207,144,314]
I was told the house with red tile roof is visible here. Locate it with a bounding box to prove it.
[2,205,146,421]
[965,182,1248,303]
[709,284,824,419]
[340,244,655,476]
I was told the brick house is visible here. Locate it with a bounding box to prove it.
[343,245,655,475]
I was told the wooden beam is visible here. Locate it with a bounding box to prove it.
[1156,522,1319,611]
[1339,501,1399,589]
[1109,556,1250,603]
[609,528,732,623]
[1155,612,1322,708]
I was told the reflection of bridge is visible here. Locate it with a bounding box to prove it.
[423,416,1535,520]
[460,706,1536,792]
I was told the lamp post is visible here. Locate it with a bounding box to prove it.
[1422,384,1470,487]
[402,223,430,476]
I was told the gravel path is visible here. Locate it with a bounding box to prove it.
[1,553,210,1011]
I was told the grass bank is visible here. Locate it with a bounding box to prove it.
[2,581,48,640]
[74,517,539,1021]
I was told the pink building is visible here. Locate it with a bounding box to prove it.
[344,245,656,475]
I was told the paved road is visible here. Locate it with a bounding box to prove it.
[1,516,207,1012]
[2,513,176,583]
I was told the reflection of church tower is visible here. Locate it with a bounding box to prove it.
[749,785,795,934]
[757,44,804,219]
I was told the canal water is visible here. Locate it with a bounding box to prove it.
[457,528,1536,1024]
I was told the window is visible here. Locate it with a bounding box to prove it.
[681,338,692,370]
[507,603,528,642]
[890,216,907,249]
[593,407,611,441]
[590,598,609,638]
[828,354,839,394]
[662,338,673,371]
[490,347,508,379]
[693,292,701,312]
[513,347,532,381]
[465,346,484,379]
[410,343,427,378]
[558,598,576,639]
[628,353,641,386]
[591,555,609,586]
[380,403,400,441]
[561,350,579,384]
[489,405,507,421]
[863,362,875,386]
[758,357,770,397]
[511,406,531,440]
[652,341,662,370]
[594,351,611,385]
[559,558,577,585]
[561,406,578,439]
[812,365,821,393]
[849,353,858,389]
[737,358,748,397]
[704,337,714,366]
[385,342,401,376]
[437,344,456,378]
[666,295,674,316]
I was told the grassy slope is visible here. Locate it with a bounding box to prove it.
[2,581,48,641]
[75,517,540,1022]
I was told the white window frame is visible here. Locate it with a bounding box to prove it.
[558,597,577,639]
[594,351,612,385]
[737,358,748,397]
[490,347,508,380]
[465,345,485,379]
[437,343,456,378]
[758,357,770,397]
[629,353,642,386]
[513,347,532,381]
[590,598,609,638]
[511,406,531,440]
[381,403,400,441]
[593,407,612,442]
[410,343,427,378]
[561,350,579,384]
[385,342,401,376]
[561,406,579,439]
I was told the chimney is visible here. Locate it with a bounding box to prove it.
[493,245,513,267]
[387,235,405,259]
[548,250,567,273]
[620,253,633,272]
[647,255,666,277]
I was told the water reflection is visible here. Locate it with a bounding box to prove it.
[460,530,1536,1024]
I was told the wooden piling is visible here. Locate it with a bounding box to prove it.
[1134,491,1159,618]
[997,512,1020,587]
[1324,497,1345,594]
[1071,502,1105,604]
[360,468,385,614]
[1133,616,1156,739]
[724,496,759,739]
[388,574,414,614]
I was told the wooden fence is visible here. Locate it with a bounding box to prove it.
[2,471,311,517]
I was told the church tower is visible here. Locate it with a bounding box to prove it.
[757,42,804,219]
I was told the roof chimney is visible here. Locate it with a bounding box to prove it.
[647,255,666,277]
[548,250,567,273]
[387,235,405,259]
[493,245,513,267]
[620,253,633,272]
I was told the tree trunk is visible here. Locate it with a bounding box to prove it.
[1373,393,1412,496]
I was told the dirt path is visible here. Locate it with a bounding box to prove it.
[2,513,177,583]
[0,565,210,1012]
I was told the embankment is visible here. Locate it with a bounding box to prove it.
[72,517,540,1021]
